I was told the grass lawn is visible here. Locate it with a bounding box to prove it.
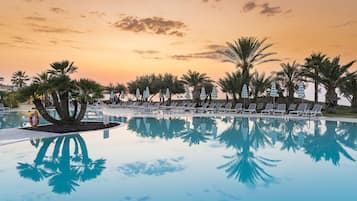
[323,106,357,118]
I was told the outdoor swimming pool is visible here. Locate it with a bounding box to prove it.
[0,113,357,201]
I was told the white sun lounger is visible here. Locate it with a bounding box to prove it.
[289,103,308,116]
[303,104,323,117]
[244,103,257,114]
[261,103,274,114]
[220,102,232,112]
[274,104,286,115]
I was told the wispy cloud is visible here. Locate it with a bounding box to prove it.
[11,36,33,44]
[332,20,357,28]
[133,50,160,54]
[88,11,106,17]
[170,43,226,61]
[113,16,187,37]
[202,0,222,3]
[50,7,65,14]
[24,16,46,21]
[27,23,85,33]
[242,1,291,16]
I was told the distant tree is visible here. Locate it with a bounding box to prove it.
[181,70,212,104]
[11,71,30,88]
[275,61,302,101]
[127,73,184,102]
[318,57,356,113]
[301,53,328,104]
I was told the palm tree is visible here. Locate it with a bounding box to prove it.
[18,61,103,125]
[301,53,327,104]
[181,70,212,104]
[48,60,77,76]
[218,37,278,83]
[11,70,30,88]
[251,72,272,100]
[340,73,357,112]
[218,71,246,104]
[318,57,355,113]
[33,72,51,106]
[275,61,302,101]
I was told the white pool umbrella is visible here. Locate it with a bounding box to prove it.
[136,88,141,100]
[270,82,278,104]
[165,88,171,99]
[241,84,248,107]
[144,86,150,100]
[241,84,248,98]
[110,91,114,101]
[297,82,305,102]
[200,87,206,100]
[211,86,218,99]
[185,86,191,99]
[120,90,125,99]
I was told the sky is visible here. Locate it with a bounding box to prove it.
[0,0,356,90]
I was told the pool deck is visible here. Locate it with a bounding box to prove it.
[1,107,357,146]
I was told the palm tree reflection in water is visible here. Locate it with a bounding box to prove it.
[125,117,357,186]
[17,134,106,194]
[218,118,280,186]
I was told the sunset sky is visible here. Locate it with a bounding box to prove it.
[0,0,356,87]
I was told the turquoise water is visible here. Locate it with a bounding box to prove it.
[0,114,357,200]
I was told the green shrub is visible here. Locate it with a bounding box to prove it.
[3,92,18,108]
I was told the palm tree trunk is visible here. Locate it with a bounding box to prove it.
[51,92,65,119]
[351,94,357,113]
[314,80,318,104]
[75,102,88,123]
[325,87,338,113]
[33,99,62,125]
[288,85,294,101]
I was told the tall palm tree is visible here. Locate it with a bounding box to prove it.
[181,70,212,104]
[251,72,272,100]
[48,60,77,76]
[318,57,355,113]
[275,61,302,101]
[218,37,278,83]
[301,53,327,104]
[340,73,357,112]
[11,70,30,88]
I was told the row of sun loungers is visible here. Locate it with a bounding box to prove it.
[110,101,323,117]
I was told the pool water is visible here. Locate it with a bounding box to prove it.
[0,115,357,201]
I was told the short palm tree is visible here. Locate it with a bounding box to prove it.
[275,61,302,101]
[251,72,272,100]
[318,57,356,113]
[18,61,103,125]
[339,73,357,112]
[33,72,51,106]
[218,71,244,104]
[11,70,30,88]
[218,37,278,83]
[301,53,327,103]
[181,70,212,104]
